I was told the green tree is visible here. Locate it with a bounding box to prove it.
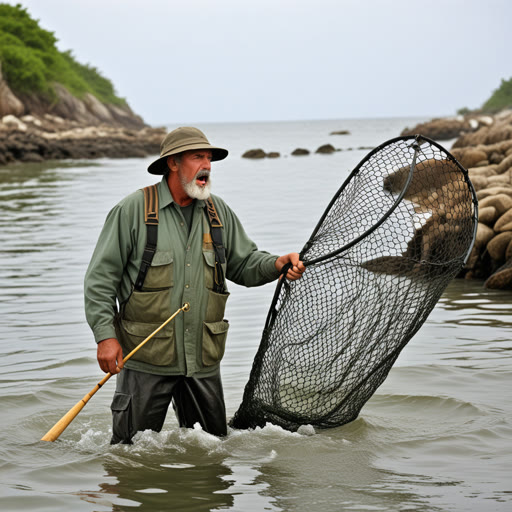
[0,3,125,105]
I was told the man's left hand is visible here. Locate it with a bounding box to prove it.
[275,253,306,280]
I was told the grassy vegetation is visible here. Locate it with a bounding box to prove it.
[0,3,126,106]
[482,77,512,113]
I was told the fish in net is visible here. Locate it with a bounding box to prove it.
[230,135,478,431]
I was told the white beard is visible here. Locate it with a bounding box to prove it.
[181,170,211,201]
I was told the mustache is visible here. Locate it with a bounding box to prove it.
[195,170,210,179]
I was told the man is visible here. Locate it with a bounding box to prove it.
[84,127,305,443]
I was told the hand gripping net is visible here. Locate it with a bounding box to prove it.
[230,135,478,431]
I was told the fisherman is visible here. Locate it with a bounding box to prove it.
[84,126,305,443]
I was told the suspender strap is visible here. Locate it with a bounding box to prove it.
[134,185,159,291]
[205,198,226,293]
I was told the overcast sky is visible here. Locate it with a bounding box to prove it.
[4,0,512,125]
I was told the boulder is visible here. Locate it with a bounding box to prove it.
[487,174,512,187]
[291,148,310,156]
[478,206,499,225]
[476,186,512,201]
[478,194,512,215]
[487,232,512,260]
[316,144,336,154]
[451,148,488,168]
[489,151,504,164]
[468,165,498,178]
[496,154,512,174]
[400,117,471,140]
[494,209,512,232]
[242,149,266,159]
[469,175,488,191]
[475,223,495,248]
[484,259,512,289]
[267,152,280,158]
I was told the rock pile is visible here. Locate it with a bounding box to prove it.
[401,115,494,141]
[449,110,512,289]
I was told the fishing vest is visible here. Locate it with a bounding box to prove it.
[114,184,229,368]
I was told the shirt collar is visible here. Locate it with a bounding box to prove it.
[157,176,206,210]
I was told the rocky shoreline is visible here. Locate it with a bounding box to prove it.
[0,114,165,166]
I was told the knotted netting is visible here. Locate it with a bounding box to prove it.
[230,135,478,431]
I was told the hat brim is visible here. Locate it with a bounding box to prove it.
[148,144,229,175]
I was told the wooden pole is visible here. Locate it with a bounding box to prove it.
[41,303,190,442]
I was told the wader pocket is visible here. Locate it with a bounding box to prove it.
[120,319,175,366]
[202,319,229,366]
[143,251,174,290]
[111,392,133,444]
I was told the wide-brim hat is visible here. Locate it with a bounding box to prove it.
[148,126,228,175]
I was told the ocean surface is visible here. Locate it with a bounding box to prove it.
[0,118,511,512]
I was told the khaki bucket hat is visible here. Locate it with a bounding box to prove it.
[148,126,229,175]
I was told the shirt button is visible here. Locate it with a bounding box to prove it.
[180,222,184,226]
[187,263,191,267]
[185,328,189,333]
[185,284,189,288]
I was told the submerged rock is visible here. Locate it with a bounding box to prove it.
[291,148,310,156]
[242,149,266,159]
[315,144,336,154]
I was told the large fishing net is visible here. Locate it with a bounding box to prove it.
[230,135,478,431]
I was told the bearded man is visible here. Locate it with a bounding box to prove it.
[84,127,304,443]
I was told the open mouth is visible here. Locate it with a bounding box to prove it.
[196,171,210,187]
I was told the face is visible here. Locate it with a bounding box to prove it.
[168,149,212,202]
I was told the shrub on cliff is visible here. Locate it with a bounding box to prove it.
[482,77,512,113]
[0,3,125,106]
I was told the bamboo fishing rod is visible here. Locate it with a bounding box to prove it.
[41,303,190,442]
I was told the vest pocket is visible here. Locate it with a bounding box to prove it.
[142,251,174,290]
[202,249,216,290]
[118,318,175,366]
[202,319,229,366]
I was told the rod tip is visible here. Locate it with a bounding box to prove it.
[182,303,190,312]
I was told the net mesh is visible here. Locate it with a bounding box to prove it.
[230,135,478,431]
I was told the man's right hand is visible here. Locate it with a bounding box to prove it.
[97,338,124,374]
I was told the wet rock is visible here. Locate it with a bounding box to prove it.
[267,152,280,158]
[487,232,512,261]
[484,259,512,289]
[291,148,310,156]
[242,149,266,159]
[330,130,350,135]
[315,144,336,154]
[400,117,472,140]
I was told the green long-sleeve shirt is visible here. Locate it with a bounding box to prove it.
[84,177,279,376]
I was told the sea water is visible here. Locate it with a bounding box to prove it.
[0,118,511,511]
